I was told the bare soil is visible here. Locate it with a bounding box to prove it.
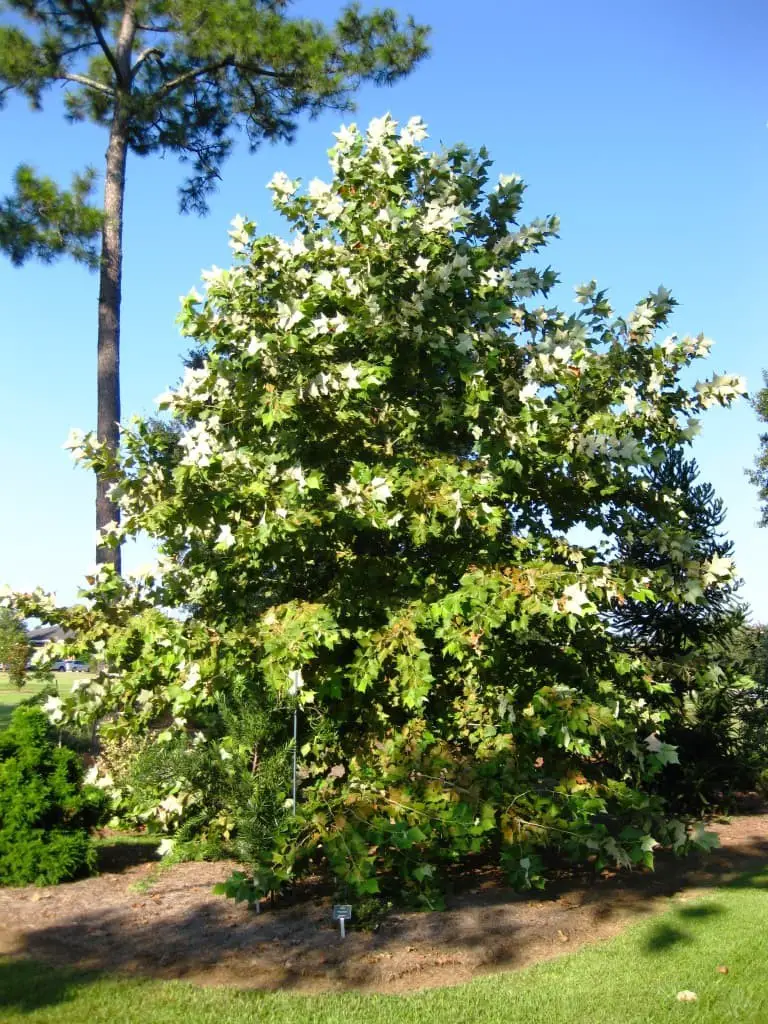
[2,813,768,994]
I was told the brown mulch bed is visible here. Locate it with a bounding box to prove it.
[2,813,768,994]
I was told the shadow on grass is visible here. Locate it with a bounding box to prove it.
[0,687,26,731]
[0,958,83,1013]
[724,870,768,891]
[0,704,14,731]
[640,865,768,957]
[644,901,724,953]
[94,837,161,874]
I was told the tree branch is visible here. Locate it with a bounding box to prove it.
[60,71,114,97]
[137,9,205,34]
[53,40,97,61]
[73,0,123,83]
[135,22,175,32]
[157,57,234,96]
[131,46,163,78]
[158,58,293,98]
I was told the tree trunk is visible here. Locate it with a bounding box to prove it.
[95,2,136,572]
[95,106,128,571]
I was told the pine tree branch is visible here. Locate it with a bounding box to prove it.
[158,58,291,97]
[53,40,98,61]
[60,71,114,97]
[131,46,163,78]
[157,57,234,96]
[135,23,175,33]
[71,0,123,84]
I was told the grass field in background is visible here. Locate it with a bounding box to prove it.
[1,865,767,1023]
[0,672,76,730]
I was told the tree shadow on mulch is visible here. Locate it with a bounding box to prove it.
[3,815,768,996]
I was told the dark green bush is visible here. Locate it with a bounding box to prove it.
[0,705,107,886]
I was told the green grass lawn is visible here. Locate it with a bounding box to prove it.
[2,865,767,1024]
[0,672,76,730]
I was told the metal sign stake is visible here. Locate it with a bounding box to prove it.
[287,669,303,817]
[332,904,352,938]
[292,706,297,816]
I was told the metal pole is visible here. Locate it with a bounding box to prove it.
[292,706,297,815]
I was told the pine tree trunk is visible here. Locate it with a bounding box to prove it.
[95,106,128,571]
[95,2,136,572]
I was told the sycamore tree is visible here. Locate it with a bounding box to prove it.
[5,116,747,903]
[0,0,428,571]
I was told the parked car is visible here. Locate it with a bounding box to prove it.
[54,660,89,673]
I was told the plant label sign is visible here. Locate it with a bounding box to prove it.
[332,904,352,938]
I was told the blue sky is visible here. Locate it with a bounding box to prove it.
[1,0,767,616]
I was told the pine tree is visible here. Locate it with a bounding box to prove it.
[612,450,743,660]
[0,1,429,570]
[748,370,768,526]
[612,450,749,804]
